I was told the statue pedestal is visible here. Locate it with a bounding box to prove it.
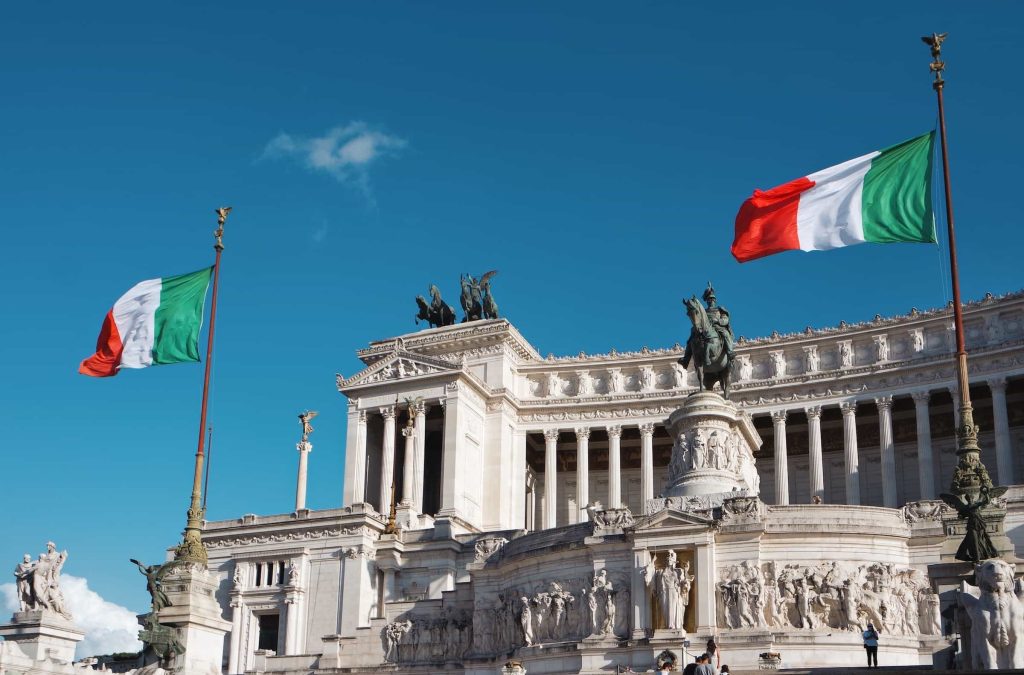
[0,610,84,664]
[664,392,762,498]
[157,563,231,675]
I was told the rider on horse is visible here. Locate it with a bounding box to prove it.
[703,282,735,362]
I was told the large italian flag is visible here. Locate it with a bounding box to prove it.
[79,267,213,377]
[732,132,936,263]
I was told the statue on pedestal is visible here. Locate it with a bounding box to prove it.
[679,282,735,398]
[642,550,693,631]
[11,541,72,620]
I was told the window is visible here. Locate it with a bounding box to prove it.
[257,613,280,652]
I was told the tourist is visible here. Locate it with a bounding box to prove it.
[682,654,700,675]
[863,622,880,668]
[695,653,717,675]
[720,667,730,674]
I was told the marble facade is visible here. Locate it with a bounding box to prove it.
[197,290,1024,673]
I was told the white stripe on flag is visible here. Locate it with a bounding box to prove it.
[112,278,161,369]
[796,150,879,251]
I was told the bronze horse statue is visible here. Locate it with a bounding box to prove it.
[415,285,456,328]
[680,296,732,398]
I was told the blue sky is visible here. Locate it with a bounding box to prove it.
[2,2,1022,615]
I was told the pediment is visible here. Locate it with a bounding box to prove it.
[635,507,715,531]
[337,350,461,390]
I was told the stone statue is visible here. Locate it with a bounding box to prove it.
[519,597,534,646]
[643,550,692,631]
[415,285,457,328]
[131,559,177,613]
[13,542,72,619]
[940,485,1006,563]
[298,410,318,443]
[14,554,34,612]
[460,271,498,322]
[679,282,734,398]
[288,561,300,585]
[839,341,853,368]
[960,558,1024,669]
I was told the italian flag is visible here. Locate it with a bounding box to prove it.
[732,132,936,263]
[79,267,213,377]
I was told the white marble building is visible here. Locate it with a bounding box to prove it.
[200,290,1024,673]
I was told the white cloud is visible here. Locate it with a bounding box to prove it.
[0,575,143,659]
[262,121,406,197]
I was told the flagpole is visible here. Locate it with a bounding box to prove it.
[922,34,989,499]
[175,206,232,564]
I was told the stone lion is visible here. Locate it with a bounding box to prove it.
[961,558,1024,670]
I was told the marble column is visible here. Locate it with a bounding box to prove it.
[912,391,935,500]
[228,597,243,674]
[295,441,312,511]
[805,406,824,502]
[840,402,861,506]
[771,411,789,505]
[412,400,427,511]
[575,428,590,523]
[343,408,368,506]
[401,425,415,506]
[990,378,1014,485]
[379,406,397,515]
[640,423,655,506]
[876,395,897,508]
[948,384,962,428]
[607,425,623,509]
[543,429,559,529]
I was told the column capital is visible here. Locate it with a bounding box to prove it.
[839,401,857,416]
[874,395,894,411]
[411,399,428,416]
[639,422,656,436]
[357,409,368,423]
[911,390,931,405]
[401,426,415,438]
[771,410,787,424]
[544,428,560,442]
[606,425,623,438]
[988,376,1008,393]
[296,441,312,453]
[804,405,822,419]
[379,406,396,420]
[574,427,591,440]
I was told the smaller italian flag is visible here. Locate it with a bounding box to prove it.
[79,267,213,377]
[732,132,936,263]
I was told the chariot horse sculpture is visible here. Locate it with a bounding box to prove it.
[680,295,732,398]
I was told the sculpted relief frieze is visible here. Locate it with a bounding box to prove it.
[717,560,941,637]
[206,526,377,550]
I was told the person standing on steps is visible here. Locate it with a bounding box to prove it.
[862,621,880,668]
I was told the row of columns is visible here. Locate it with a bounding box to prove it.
[347,401,430,514]
[540,423,657,529]
[769,379,1015,506]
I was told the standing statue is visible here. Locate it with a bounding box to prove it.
[643,550,693,631]
[415,285,456,328]
[298,410,318,443]
[131,559,177,612]
[940,485,1006,563]
[679,282,735,398]
[12,542,72,619]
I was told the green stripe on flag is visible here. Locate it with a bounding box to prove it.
[152,267,213,365]
[861,131,936,244]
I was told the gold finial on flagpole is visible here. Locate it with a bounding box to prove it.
[921,32,948,90]
[214,206,232,250]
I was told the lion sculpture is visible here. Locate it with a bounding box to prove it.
[960,558,1024,670]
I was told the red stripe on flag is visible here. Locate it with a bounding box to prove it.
[79,309,125,377]
[731,176,814,263]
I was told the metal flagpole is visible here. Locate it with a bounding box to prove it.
[202,425,214,511]
[175,206,232,564]
[922,34,991,499]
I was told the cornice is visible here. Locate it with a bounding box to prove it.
[356,319,541,364]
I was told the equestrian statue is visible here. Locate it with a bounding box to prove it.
[679,282,736,398]
[460,270,499,322]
